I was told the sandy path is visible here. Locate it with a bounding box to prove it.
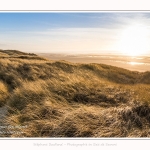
[0,106,7,124]
[0,106,8,137]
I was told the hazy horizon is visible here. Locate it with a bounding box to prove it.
[1,12,150,56]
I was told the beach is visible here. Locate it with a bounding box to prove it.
[38,53,150,72]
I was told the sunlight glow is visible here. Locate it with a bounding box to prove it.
[128,61,145,65]
[118,24,149,56]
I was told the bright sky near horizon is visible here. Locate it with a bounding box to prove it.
[0,12,150,56]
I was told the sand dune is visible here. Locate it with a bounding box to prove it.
[0,50,150,137]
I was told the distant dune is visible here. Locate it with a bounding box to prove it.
[0,50,150,137]
[38,53,150,72]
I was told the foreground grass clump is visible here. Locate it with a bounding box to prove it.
[0,49,150,137]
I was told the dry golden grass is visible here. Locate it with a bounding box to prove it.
[0,81,9,107]
[0,49,150,137]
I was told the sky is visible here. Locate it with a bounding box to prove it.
[0,12,150,55]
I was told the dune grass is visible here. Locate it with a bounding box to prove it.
[0,49,150,137]
[0,81,9,107]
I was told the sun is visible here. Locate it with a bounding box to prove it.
[118,24,149,56]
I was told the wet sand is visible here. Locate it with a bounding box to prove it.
[38,53,150,72]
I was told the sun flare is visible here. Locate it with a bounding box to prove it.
[118,24,149,56]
